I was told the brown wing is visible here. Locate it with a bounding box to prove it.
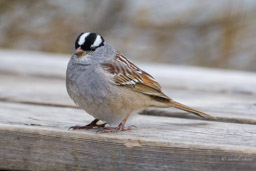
[101,51,170,100]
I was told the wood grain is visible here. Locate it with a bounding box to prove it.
[0,102,256,170]
[1,50,256,170]
[1,125,255,171]
[1,74,256,123]
[1,102,256,148]
[1,50,256,95]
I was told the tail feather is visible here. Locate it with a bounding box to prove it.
[170,100,216,119]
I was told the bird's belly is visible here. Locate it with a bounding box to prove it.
[67,67,151,125]
[68,82,150,125]
[78,86,148,125]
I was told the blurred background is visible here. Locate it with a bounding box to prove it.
[0,0,256,71]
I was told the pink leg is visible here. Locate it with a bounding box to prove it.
[100,113,135,133]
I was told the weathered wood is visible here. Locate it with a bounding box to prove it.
[0,50,68,78]
[1,73,256,124]
[1,50,256,121]
[0,102,256,171]
[1,50,256,95]
[0,74,74,106]
[1,102,256,148]
[1,50,256,170]
[0,125,255,171]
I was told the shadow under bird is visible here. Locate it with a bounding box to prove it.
[66,32,215,133]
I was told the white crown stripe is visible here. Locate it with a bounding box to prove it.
[92,35,102,47]
[78,33,90,46]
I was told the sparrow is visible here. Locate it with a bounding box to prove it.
[66,32,215,133]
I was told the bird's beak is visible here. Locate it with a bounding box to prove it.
[74,47,85,56]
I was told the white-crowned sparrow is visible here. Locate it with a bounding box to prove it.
[66,32,215,133]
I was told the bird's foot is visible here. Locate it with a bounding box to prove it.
[69,123,106,130]
[69,125,92,130]
[98,125,136,133]
[69,119,106,130]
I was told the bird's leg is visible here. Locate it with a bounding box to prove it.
[69,119,106,130]
[101,113,135,133]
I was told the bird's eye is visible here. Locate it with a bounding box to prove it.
[90,46,96,51]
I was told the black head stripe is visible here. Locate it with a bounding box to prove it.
[81,33,97,51]
[98,36,104,47]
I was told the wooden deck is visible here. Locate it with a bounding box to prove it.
[0,50,256,171]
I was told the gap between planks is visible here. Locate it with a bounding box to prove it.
[1,97,256,126]
[1,101,256,149]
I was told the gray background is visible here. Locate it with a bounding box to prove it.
[1,0,256,71]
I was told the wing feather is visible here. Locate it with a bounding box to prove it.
[101,52,170,99]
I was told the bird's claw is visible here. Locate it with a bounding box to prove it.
[97,125,136,133]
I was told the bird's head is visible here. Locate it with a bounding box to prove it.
[74,32,104,56]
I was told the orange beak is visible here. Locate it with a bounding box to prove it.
[74,47,85,56]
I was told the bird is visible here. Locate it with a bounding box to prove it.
[66,32,215,133]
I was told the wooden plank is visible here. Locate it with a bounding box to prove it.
[1,74,256,123]
[1,49,256,95]
[1,50,256,122]
[0,74,74,107]
[0,102,256,170]
[1,50,256,170]
[0,50,68,78]
[1,102,256,148]
[1,125,255,171]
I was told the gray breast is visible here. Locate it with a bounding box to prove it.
[67,59,116,115]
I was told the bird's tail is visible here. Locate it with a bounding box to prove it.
[170,100,216,119]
